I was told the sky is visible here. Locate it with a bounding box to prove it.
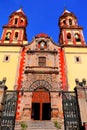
[0,0,87,44]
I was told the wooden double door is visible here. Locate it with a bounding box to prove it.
[32,90,51,120]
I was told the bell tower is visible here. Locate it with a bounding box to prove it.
[0,8,28,44]
[58,9,86,45]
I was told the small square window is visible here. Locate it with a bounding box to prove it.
[75,56,81,63]
[38,57,46,67]
[3,55,10,62]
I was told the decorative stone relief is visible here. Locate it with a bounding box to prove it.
[21,73,62,91]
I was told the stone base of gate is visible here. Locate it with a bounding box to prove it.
[20,108,31,120]
[51,108,59,119]
[51,108,64,130]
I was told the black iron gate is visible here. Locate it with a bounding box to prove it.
[1,91,18,130]
[62,92,81,130]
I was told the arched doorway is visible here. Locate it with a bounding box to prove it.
[32,87,51,120]
[21,80,52,120]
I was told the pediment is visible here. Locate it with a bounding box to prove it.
[25,33,59,52]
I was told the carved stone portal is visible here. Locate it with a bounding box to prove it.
[21,80,52,91]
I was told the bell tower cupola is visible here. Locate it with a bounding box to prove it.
[0,8,28,45]
[58,9,86,46]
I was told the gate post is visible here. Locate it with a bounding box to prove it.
[50,92,59,120]
[50,92,64,119]
[75,84,87,128]
[0,77,7,129]
[83,122,87,130]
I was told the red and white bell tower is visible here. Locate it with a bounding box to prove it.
[0,8,28,44]
[59,9,86,46]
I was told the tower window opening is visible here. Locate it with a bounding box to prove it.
[5,32,11,40]
[15,18,18,24]
[21,19,23,24]
[15,32,18,40]
[74,33,81,42]
[69,19,72,25]
[63,20,66,25]
[38,57,46,67]
[67,33,71,40]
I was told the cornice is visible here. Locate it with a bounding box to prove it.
[61,44,87,48]
[25,70,59,74]
[27,49,58,54]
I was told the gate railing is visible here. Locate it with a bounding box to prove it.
[62,91,81,130]
[1,91,18,130]
[0,90,82,130]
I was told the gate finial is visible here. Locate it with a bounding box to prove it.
[75,78,86,87]
[0,77,6,85]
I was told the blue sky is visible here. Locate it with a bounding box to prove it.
[0,0,87,44]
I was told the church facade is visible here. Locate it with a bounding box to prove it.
[0,8,87,129]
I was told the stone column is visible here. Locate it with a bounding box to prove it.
[75,86,87,125]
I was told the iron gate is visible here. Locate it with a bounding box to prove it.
[1,91,18,130]
[62,92,81,130]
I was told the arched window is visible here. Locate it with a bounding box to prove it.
[5,32,11,40]
[15,18,18,24]
[38,57,46,67]
[20,19,24,24]
[67,33,71,40]
[69,19,72,25]
[15,32,18,40]
[63,20,66,25]
[74,33,81,42]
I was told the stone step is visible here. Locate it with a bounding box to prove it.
[15,121,57,130]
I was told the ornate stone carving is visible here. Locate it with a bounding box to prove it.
[22,80,52,91]
[21,73,61,91]
[29,80,52,91]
